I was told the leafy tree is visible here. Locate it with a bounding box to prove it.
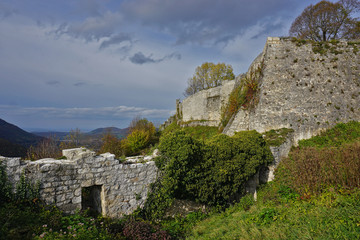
[99,132,123,158]
[289,0,360,41]
[125,129,151,155]
[184,62,235,96]
[129,116,156,137]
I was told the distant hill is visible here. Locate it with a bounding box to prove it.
[0,118,44,157]
[87,127,129,139]
[32,131,70,140]
[0,118,43,148]
[0,138,27,157]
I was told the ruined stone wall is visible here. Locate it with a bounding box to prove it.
[1,148,158,218]
[223,37,360,143]
[181,80,236,126]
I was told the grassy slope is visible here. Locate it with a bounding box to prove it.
[187,122,360,239]
[188,183,360,240]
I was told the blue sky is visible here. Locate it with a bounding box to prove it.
[0,0,317,131]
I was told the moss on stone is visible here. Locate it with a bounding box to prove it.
[263,128,294,147]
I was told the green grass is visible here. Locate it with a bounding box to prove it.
[298,121,360,148]
[187,183,360,240]
[161,121,220,141]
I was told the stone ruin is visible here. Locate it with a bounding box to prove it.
[0,148,158,218]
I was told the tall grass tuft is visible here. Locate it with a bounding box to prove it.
[277,141,360,195]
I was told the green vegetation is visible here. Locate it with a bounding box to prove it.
[161,121,219,141]
[263,128,294,146]
[141,130,273,220]
[188,184,360,240]
[298,121,360,148]
[187,121,360,239]
[2,121,360,239]
[220,62,264,129]
[99,117,157,158]
[184,62,235,97]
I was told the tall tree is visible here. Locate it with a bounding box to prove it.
[184,62,235,97]
[289,0,360,41]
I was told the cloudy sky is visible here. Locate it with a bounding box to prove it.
[0,0,318,132]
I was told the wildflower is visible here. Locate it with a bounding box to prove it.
[42,224,47,228]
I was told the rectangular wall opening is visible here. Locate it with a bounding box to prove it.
[81,185,102,216]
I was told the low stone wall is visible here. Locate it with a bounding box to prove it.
[0,148,158,218]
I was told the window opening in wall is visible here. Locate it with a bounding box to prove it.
[81,185,102,216]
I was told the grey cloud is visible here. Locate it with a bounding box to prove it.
[76,0,103,18]
[129,52,181,65]
[99,33,133,50]
[74,82,86,87]
[56,11,123,41]
[121,0,298,45]
[46,80,60,85]
[0,2,15,19]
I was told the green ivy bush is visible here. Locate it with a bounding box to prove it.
[0,162,12,205]
[143,130,273,220]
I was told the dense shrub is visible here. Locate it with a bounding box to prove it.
[99,117,158,157]
[277,141,360,195]
[193,131,273,206]
[143,130,273,220]
[276,121,360,195]
[99,132,123,158]
[126,129,152,155]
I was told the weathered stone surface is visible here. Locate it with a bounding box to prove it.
[179,37,360,146]
[180,80,236,126]
[1,148,158,218]
[224,37,360,143]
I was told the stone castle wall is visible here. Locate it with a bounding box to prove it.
[1,148,158,218]
[179,37,360,144]
[180,80,236,126]
[224,37,360,143]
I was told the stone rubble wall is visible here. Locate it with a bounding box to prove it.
[0,148,158,218]
[225,37,360,144]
